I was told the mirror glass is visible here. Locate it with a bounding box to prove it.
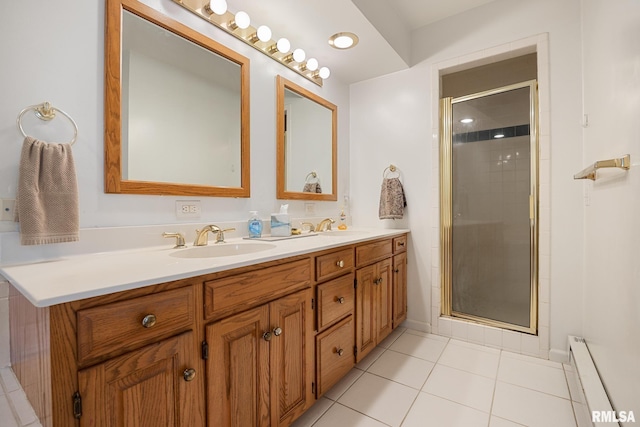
[276,76,337,201]
[105,0,250,196]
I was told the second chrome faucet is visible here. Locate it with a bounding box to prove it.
[194,225,236,246]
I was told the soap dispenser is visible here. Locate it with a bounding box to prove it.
[248,211,263,238]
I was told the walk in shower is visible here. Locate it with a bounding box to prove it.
[440,81,538,334]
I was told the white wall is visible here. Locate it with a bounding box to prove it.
[581,0,640,420]
[0,0,350,234]
[350,0,585,356]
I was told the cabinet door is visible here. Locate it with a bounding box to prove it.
[78,331,204,427]
[207,305,271,427]
[269,288,314,427]
[376,258,393,344]
[393,252,408,327]
[355,264,376,363]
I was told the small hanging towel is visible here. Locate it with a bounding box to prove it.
[379,177,406,219]
[15,136,79,245]
[302,182,322,193]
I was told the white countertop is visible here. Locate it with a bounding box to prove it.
[0,228,409,308]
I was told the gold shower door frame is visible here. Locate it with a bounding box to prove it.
[440,80,539,335]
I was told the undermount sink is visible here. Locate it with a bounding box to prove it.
[170,243,277,258]
[318,230,368,237]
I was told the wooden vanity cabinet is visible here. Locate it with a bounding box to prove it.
[355,238,396,363]
[9,234,408,427]
[393,236,408,327]
[204,258,314,427]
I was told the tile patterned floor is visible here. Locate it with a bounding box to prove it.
[293,328,581,427]
[0,327,583,427]
[0,368,41,427]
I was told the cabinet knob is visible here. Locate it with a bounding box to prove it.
[273,327,283,337]
[394,269,400,273]
[337,296,345,304]
[141,314,157,328]
[183,368,196,382]
[336,348,344,356]
[263,331,272,341]
[336,260,345,268]
[374,278,381,285]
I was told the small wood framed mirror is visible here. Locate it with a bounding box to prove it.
[276,76,337,201]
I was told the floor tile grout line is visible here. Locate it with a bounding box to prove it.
[487,349,503,426]
[495,377,572,401]
[328,401,394,427]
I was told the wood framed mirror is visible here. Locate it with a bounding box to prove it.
[105,0,250,196]
[276,76,337,201]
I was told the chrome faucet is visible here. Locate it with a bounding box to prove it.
[194,225,236,246]
[300,222,315,233]
[316,218,335,232]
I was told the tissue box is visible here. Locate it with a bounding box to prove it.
[270,214,291,237]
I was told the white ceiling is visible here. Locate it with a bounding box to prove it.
[225,0,497,85]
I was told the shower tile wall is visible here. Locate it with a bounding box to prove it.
[452,135,531,327]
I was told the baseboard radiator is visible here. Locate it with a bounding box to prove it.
[568,336,619,427]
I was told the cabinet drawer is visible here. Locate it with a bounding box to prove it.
[393,235,407,253]
[316,248,354,282]
[204,258,310,320]
[77,286,195,365]
[355,239,393,267]
[317,273,354,331]
[316,316,354,397]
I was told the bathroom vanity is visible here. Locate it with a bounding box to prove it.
[4,229,408,427]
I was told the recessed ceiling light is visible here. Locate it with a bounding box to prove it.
[460,118,474,124]
[329,32,359,49]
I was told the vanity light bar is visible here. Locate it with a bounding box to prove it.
[173,0,328,86]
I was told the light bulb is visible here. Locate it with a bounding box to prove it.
[460,118,474,124]
[233,11,250,29]
[318,66,330,79]
[209,0,227,15]
[257,25,271,42]
[305,58,318,71]
[333,35,354,49]
[276,38,290,54]
[292,48,306,63]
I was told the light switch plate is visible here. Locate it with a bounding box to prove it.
[1,199,16,221]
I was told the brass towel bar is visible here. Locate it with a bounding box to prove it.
[574,154,631,181]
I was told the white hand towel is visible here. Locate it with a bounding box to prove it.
[379,177,407,220]
[15,136,79,245]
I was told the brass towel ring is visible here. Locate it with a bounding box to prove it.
[17,102,79,145]
[383,164,399,178]
[305,171,319,182]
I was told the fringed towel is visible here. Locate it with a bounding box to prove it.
[302,182,322,193]
[15,136,79,245]
[379,177,407,219]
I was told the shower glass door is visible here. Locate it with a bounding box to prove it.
[440,81,538,334]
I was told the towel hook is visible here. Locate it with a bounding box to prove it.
[17,101,79,145]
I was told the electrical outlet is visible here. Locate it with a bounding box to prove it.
[304,203,315,216]
[1,199,16,221]
[176,200,201,219]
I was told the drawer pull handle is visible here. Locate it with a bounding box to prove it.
[263,331,272,341]
[183,368,196,382]
[336,260,345,268]
[141,314,157,328]
[398,242,405,247]
[337,297,345,304]
[273,327,283,337]
[336,348,344,356]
